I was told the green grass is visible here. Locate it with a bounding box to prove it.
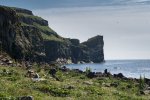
[18,13,65,42]
[18,14,55,34]
[0,65,150,100]
[42,33,64,42]
[33,23,55,33]
[16,9,67,43]
[17,13,43,21]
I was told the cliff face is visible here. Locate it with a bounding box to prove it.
[82,35,104,63]
[0,6,25,59]
[0,6,104,63]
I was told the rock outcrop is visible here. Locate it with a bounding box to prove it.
[82,35,104,63]
[0,5,104,63]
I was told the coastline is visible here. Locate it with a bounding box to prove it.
[0,61,150,99]
[65,60,150,79]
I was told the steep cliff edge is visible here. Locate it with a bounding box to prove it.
[0,6,104,63]
[82,35,104,63]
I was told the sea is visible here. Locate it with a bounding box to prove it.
[65,60,150,79]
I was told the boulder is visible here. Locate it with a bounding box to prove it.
[144,78,150,86]
[26,70,35,78]
[49,68,57,76]
[114,73,124,78]
[104,69,108,74]
[83,81,93,85]
[60,66,70,72]
[102,83,111,87]
[95,72,103,77]
[110,82,119,87]
[140,90,150,95]
[65,85,75,90]
[147,87,150,90]
[126,85,132,89]
[7,60,13,64]
[34,73,40,78]
[18,96,33,100]
[72,69,83,73]
[86,72,96,78]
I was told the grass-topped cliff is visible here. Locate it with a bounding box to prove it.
[0,5,104,63]
[13,6,64,42]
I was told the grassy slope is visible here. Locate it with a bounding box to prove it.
[0,65,150,100]
[16,12,64,42]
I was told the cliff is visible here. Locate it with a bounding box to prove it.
[0,5,104,63]
[82,35,104,63]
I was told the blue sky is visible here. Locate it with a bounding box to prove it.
[1,0,150,60]
[1,0,150,9]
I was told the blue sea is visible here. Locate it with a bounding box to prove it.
[66,60,150,79]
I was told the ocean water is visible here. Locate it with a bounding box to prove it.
[66,60,150,78]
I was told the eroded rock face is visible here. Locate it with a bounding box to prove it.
[19,15,48,26]
[82,35,104,63]
[44,35,104,63]
[0,6,44,61]
[13,8,33,15]
[0,5,104,63]
[0,6,21,57]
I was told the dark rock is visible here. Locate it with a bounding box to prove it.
[126,85,132,88]
[114,73,124,78]
[72,69,83,73]
[49,68,57,76]
[65,85,75,90]
[7,60,13,64]
[140,90,150,95]
[110,82,119,87]
[18,96,33,100]
[140,90,145,95]
[102,69,112,77]
[86,72,96,78]
[82,35,104,63]
[103,83,111,87]
[34,73,40,78]
[144,78,150,86]
[70,39,80,45]
[106,72,113,77]
[2,58,9,63]
[104,69,108,74]
[95,72,103,77]
[147,87,150,90]
[27,70,34,73]
[59,66,70,72]
[26,70,35,78]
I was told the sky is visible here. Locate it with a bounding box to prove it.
[0,0,150,60]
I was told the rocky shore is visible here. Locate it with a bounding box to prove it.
[0,60,150,99]
[60,66,150,95]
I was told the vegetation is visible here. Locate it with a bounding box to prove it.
[85,67,92,74]
[33,23,55,33]
[139,75,146,91]
[17,13,43,21]
[0,65,150,100]
[18,12,64,42]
